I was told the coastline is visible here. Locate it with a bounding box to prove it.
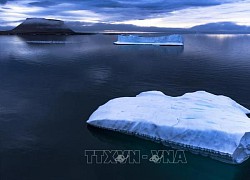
[1,30,250,36]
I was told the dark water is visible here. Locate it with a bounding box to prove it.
[0,34,250,180]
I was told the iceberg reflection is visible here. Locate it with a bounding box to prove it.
[18,35,69,44]
[118,45,184,56]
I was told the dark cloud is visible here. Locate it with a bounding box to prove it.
[26,0,234,14]
[0,0,248,30]
[86,0,127,8]
[0,0,7,4]
[0,0,24,4]
[56,0,239,22]
[29,1,60,7]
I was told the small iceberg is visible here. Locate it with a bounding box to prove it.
[114,34,184,46]
[87,91,250,164]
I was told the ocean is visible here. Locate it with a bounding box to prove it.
[0,34,250,180]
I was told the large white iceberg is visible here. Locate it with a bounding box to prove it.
[114,34,184,46]
[87,91,250,164]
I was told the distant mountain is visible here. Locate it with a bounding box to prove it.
[65,21,250,34]
[10,18,75,35]
[66,22,187,33]
[1,18,250,35]
[190,22,250,32]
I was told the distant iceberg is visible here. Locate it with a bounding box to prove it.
[114,34,184,46]
[87,91,250,164]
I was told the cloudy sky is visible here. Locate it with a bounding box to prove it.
[0,0,249,30]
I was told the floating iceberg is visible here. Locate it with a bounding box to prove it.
[114,34,184,46]
[87,91,250,164]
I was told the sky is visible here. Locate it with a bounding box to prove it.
[0,0,250,30]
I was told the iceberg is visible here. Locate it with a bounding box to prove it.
[87,91,250,164]
[114,34,184,46]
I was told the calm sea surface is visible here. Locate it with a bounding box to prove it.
[0,34,250,180]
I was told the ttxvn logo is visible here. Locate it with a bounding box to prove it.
[85,150,187,164]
